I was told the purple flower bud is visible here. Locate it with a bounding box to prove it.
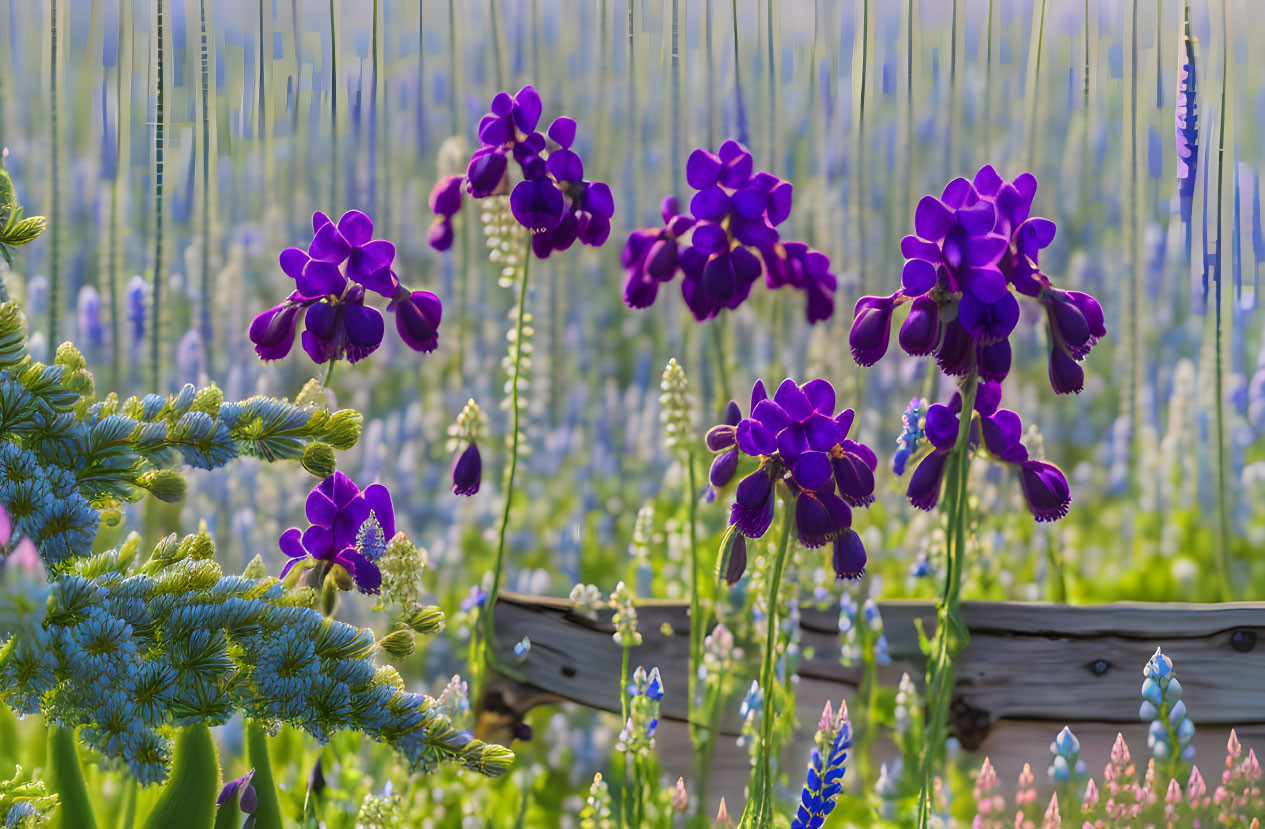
[452,442,482,496]
[428,218,454,252]
[1019,459,1071,522]
[466,149,508,198]
[391,289,443,353]
[1048,345,1085,394]
[832,529,867,580]
[709,448,739,489]
[907,450,950,511]
[899,295,941,356]
[547,116,577,148]
[429,175,464,219]
[706,424,737,452]
[249,296,305,360]
[849,295,897,367]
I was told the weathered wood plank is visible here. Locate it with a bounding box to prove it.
[486,592,1265,741]
[484,593,1265,818]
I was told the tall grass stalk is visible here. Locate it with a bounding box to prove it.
[47,0,60,349]
[730,0,747,147]
[150,0,167,392]
[1124,0,1144,537]
[479,244,532,694]
[852,0,869,294]
[329,0,339,208]
[1023,0,1048,172]
[916,369,979,829]
[487,0,505,90]
[1210,2,1233,600]
[198,0,213,378]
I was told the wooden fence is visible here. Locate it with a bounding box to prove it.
[482,592,1265,815]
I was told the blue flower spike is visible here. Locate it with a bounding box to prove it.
[791,699,852,829]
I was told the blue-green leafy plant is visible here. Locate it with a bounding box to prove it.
[0,263,510,825]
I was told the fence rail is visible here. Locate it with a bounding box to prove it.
[481,592,1265,813]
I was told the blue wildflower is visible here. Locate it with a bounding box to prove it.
[792,700,852,829]
[1140,647,1195,766]
[893,398,925,475]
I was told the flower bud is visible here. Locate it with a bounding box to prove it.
[138,469,187,503]
[301,441,337,478]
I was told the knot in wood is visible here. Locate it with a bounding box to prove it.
[949,696,992,751]
[1230,629,1258,653]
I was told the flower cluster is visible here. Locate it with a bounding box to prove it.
[849,165,1105,393]
[616,666,663,757]
[1140,648,1196,767]
[278,471,395,594]
[1212,730,1262,822]
[428,86,614,258]
[892,398,925,475]
[790,700,852,829]
[609,581,641,647]
[250,210,443,365]
[623,140,836,323]
[579,772,613,829]
[706,379,876,580]
[902,381,1071,522]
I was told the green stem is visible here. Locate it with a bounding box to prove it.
[245,720,283,829]
[142,724,220,829]
[322,358,337,388]
[916,369,978,828]
[479,247,532,691]
[48,0,60,350]
[47,725,96,829]
[740,503,794,828]
[619,642,631,829]
[1211,0,1232,601]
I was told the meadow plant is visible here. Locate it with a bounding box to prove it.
[849,165,1102,825]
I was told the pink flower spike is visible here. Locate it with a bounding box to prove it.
[0,503,10,546]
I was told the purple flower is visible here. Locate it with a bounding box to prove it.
[277,471,396,594]
[216,769,257,815]
[452,443,482,496]
[723,533,748,586]
[849,165,1103,400]
[712,379,877,562]
[624,140,835,323]
[251,211,443,366]
[308,211,398,296]
[430,89,614,258]
[389,287,443,353]
[905,384,1070,522]
[831,529,867,580]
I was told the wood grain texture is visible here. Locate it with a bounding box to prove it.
[485,593,1265,816]
[487,592,1265,734]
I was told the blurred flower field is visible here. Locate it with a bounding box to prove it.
[0,0,1261,826]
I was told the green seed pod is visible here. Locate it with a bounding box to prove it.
[301,442,337,479]
[377,629,416,659]
[323,409,363,450]
[138,469,187,503]
[406,605,446,637]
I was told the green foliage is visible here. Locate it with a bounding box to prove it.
[0,162,45,267]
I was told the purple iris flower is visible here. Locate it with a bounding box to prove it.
[250,211,443,366]
[710,379,877,579]
[308,210,398,297]
[849,165,1104,399]
[906,383,1070,522]
[277,471,396,594]
[705,400,745,489]
[623,140,835,324]
[429,89,613,259]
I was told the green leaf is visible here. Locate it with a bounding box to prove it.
[0,214,46,247]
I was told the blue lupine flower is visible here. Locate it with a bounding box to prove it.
[460,585,488,611]
[792,699,852,829]
[1048,725,1089,784]
[1140,647,1195,765]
